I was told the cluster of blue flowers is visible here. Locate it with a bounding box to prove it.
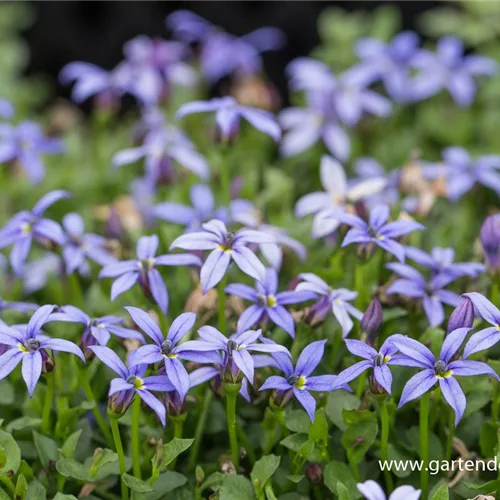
[1,7,500,500]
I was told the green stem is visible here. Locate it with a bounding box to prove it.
[354,259,370,310]
[57,474,66,494]
[188,388,214,470]
[41,371,55,435]
[379,399,393,492]
[237,424,256,465]
[80,365,114,447]
[218,279,227,335]
[169,413,187,470]
[224,383,241,470]
[274,407,293,463]
[420,392,430,500]
[110,417,128,500]
[329,329,343,370]
[0,477,15,495]
[219,144,230,207]
[131,396,142,479]
[445,406,455,462]
[355,371,368,398]
[492,382,500,424]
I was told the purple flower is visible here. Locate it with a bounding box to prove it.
[295,155,387,238]
[0,297,37,316]
[481,213,500,271]
[259,340,347,421]
[62,213,116,275]
[170,219,275,293]
[0,98,14,119]
[386,263,461,327]
[167,11,285,83]
[437,147,500,201]
[196,325,289,384]
[462,292,500,355]
[354,31,421,102]
[360,298,383,341]
[152,183,229,231]
[405,245,486,279]
[295,273,362,337]
[391,329,499,425]
[231,202,307,269]
[357,480,421,500]
[337,338,411,394]
[125,306,220,400]
[411,36,497,106]
[0,121,64,184]
[338,205,424,263]
[0,305,85,396]
[280,58,391,161]
[176,97,281,142]
[89,345,171,425]
[50,305,145,352]
[99,234,201,314]
[0,190,70,276]
[225,267,317,338]
[59,61,151,107]
[112,125,209,184]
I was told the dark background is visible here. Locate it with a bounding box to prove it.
[23,1,439,102]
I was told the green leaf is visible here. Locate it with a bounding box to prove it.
[342,409,376,427]
[219,475,256,500]
[156,438,194,472]
[463,479,500,494]
[0,429,21,476]
[280,433,323,463]
[326,391,361,431]
[309,408,328,443]
[251,454,280,494]
[431,481,449,500]
[387,444,413,478]
[284,410,309,433]
[123,473,154,492]
[15,473,28,500]
[32,431,58,471]
[341,418,378,464]
[146,472,187,500]
[6,417,42,433]
[0,489,9,500]
[60,429,82,459]
[480,421,498,458]
[337,481,351,500]
[27,479,46,500]
[53,495,78,500]
[201,472,226,491]
[286,474,305,484]
[56,458,89,481]
[324,461,360,499]
[89,448,118,476]
[0,380,14,406]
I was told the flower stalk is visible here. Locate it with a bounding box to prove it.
[224,382,241,470]
[379,398,393,492]
[110,416,128,500]
[420,392,430,500]
[131,395,142,479]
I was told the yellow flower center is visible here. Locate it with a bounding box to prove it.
[295,375,307,390]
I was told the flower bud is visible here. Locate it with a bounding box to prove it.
[481,214,500,273]
[107,389,134,418]
[360,298,383,344]
[41,350,55,374]
[269,388,294,409]
[447,297,474,335]
[80,326,98,361]
[164,391,186,416]
[306,464,323,484]
[369,374,387,396]
[305,296,331,328]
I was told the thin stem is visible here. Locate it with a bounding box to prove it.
[42,371,55,435]
[492,382,500,424]
[355,371,368,398]
[224,383,241,470]
[219,144,230,208]
[131,395,142,479]
[0,477,15,495]
[329,329,343,370]
[188,388,214,470]
[420,392,430,500]
[445,406,455,462]
[169,413,187,470]
[110,417,128,500]
[218,278,227,335]
[80,365,114,447]
[379,398,394,492]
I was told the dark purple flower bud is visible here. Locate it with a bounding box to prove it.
[306,464,323,484]
[481,214,500,272]
[361,298,383,344]
[107,207,124,240]
[269,388,294,409]
[80,326,98,361]
[156,157,175,186]
[369,374,387,396]
[447,297,474,335]
[164,391,186,417]
[107,389,135,418]
[41,349,55,374]
[305,296,331,328]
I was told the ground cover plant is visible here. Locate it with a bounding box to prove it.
[2,2,500,499]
